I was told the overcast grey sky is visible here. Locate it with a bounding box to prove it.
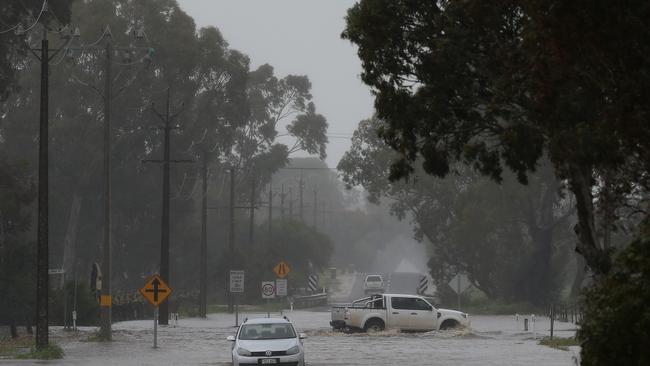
[175,0,374,167]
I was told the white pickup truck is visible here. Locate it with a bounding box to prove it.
[330,293,469,332]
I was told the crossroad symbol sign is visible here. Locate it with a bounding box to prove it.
[273,260,291,279]
[139,274,172,307]
[261,281,275,299]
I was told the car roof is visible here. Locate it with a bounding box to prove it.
[365,275,382,279]
[243,317,291,325]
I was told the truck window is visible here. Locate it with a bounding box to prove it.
[391,297,432,311]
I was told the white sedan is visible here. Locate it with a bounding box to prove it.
[227,317,307,366]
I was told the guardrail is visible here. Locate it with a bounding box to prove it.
[292,292,328,308]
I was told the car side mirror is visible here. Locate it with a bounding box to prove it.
[226,335,236,341]
[299,333,307,339]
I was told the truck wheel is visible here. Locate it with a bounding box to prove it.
[363,319,385,333]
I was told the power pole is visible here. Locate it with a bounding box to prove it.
[159,88,170,325]
[199,155,208,318]
[313,189,318,227]
[248,176,255,246]
[299,174,304,221]
[35,29,49,349]
[268,180,273,235]
[288,188,294,219]
[280,184,285,220]
[228,166,236,313]
[144,89,192,325]
[100,33,113,341]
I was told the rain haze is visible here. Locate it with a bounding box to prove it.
[1,1,648,365]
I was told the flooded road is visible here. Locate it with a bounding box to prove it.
[2,311,579,365]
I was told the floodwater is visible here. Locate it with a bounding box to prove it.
[1,311,580,365]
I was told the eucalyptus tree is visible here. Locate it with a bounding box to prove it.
[0,0,73,100]
[339,117,575,305]
[343,0,650,276]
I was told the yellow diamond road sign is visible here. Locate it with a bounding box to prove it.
[139,274,172,307]
[273,261,291,279]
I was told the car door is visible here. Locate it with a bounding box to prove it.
[407,298,436,331]
[388,297,414,329]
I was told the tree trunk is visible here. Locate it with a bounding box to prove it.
[570,253,587,299]
[10,321,18,339]
[568,166,611,275]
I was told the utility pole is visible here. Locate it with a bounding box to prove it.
[299,174,304,221]
[144,89,192,325]
[19,3,77,348]
[288,188,294,219]
[228,166,236,313]
[35,27,49,350]
[268,180,273,235]
[248,176,255,246]
[99,30,114,341]
[280,184,285,220]
[159,88,170,325]
[313,190,318,227]
[199,155,208,318]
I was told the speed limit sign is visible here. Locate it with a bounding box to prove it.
[261,281,275,299]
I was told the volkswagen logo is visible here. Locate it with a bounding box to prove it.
[265,350,272,357]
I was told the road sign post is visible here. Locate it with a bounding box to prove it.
[262,281,275,318]
[139,274,172,348]
[230,271,244,326]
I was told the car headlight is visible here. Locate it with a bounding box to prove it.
[237,347,252,356]
[462,313,468,319]
[286,345,301,355]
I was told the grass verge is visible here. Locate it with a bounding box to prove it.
[0,336,32,358]
[14,343,64,360]
[539,336,580,351]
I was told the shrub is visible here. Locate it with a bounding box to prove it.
[578,232,650,365]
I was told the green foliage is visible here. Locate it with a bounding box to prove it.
[0,0,73,100]
[342,0,650,275]
[539,337,579,352]
[578,229,650,365]
[48,281,99,326]
[16,343,64,360]
[0,336,32,358]
[0,157,35,326]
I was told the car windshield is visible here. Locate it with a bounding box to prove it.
[238,323,296,340]
[366,276,382,282]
